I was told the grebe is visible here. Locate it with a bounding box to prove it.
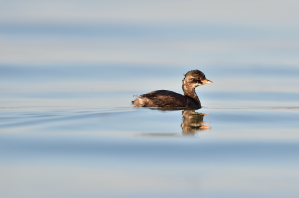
[132,70,212,108]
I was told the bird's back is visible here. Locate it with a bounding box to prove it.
[132,90,197,107]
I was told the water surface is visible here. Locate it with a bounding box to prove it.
[1,0,299,197]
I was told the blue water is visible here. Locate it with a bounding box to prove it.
[1,105,299,198]
[1,0,299,197]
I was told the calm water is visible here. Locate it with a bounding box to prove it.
[1,1,299,198]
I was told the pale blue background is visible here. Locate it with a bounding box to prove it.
[1,1,299,197]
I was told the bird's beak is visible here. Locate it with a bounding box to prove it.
[202,79,213,84]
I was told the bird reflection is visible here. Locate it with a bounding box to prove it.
[142,108,211,136]
[181,110,211,135]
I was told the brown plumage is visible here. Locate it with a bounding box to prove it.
[132,70,213,108]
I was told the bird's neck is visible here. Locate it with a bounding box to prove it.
[182,84,199,102]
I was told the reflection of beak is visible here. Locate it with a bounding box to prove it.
[202,79,213,84]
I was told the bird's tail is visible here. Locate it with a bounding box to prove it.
[132,95,146,107]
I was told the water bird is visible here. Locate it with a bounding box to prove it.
[132,70,212,108]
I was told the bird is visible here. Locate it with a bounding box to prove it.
[132,70,212,108]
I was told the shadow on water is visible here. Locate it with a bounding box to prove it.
[140,108,211,136]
